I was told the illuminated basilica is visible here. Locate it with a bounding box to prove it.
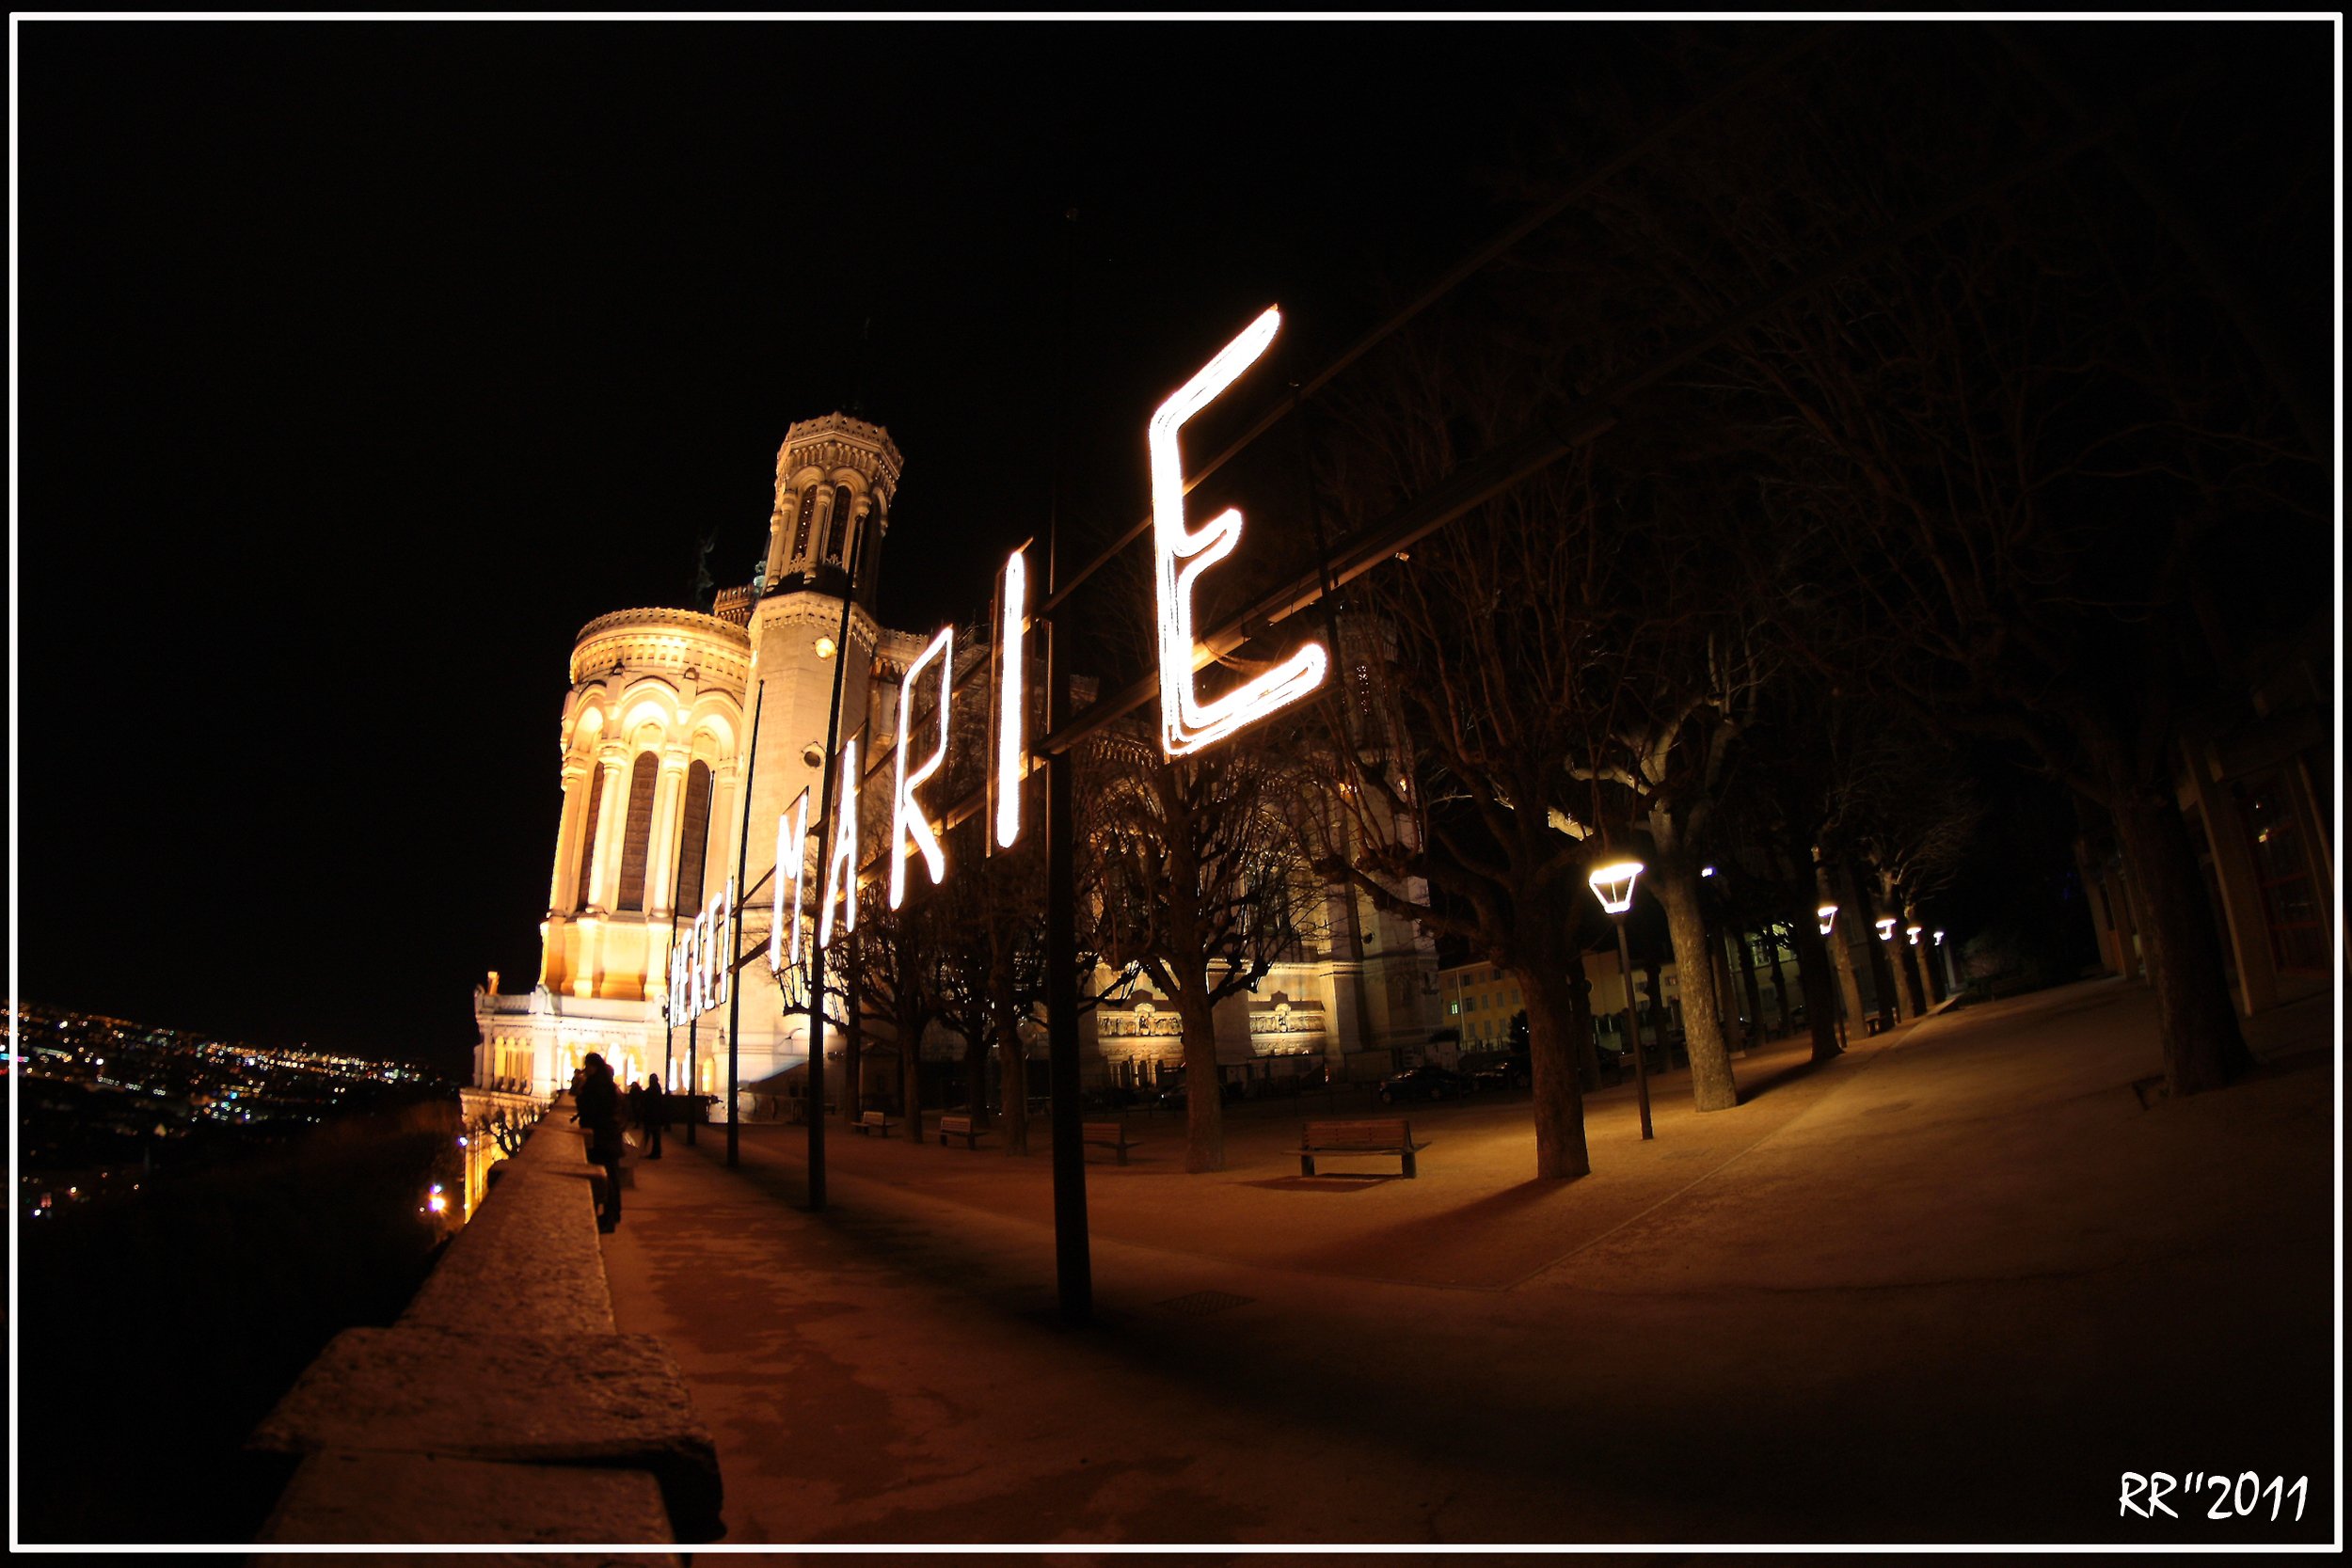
[472,412,1442,1108]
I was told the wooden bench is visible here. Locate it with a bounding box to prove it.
[1299,1117,1428,1179]
[938,1114,985,1150]
[851,1110,898,1138]
[1082,1121,1140,1165]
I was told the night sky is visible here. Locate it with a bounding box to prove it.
[16,23,2329,1077]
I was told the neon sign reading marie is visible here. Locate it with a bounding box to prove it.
[670,307,1323,1018]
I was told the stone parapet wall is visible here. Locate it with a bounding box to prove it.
[246,1104,720,1549]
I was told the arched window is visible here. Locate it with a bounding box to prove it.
[573,762,605,909]
[673,760,713,914]
[616,752,660,912]
[791,487,818,562]
[825,485,853,563]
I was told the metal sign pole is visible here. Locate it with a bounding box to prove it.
[805,522,871,1212]
[1614,917,1653,1141]
[1043,615,1091,1324]
[727,683,767,1169]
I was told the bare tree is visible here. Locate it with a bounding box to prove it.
[1555,35,2317,1094]
[1082,729,1318,1173]
[1301,318,1636,1180]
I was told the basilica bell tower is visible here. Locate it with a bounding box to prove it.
[721,413,903,1074]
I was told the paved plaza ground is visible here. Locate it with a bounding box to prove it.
[597,977,2338,1547]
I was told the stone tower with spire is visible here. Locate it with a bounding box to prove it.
[720,415,911,1076]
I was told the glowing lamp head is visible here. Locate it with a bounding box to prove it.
[1817,903,1838,935]
[1933,930,1946,946]
[1876,917,1898,942]
[426,1193,449,1214]
[815,636,836,660]
[1587,859,1645,916]
[1700,865,1716,879]
[1906,924,1923,945]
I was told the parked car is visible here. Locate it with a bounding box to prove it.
[1377,1064,1473,1104]
[1467,1051,1532,1092]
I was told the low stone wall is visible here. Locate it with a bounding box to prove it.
[246,1103,721,1551]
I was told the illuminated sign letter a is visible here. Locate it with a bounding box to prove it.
[1149,305,1327,757]
[889,626,954,910]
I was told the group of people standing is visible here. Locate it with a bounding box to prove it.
[569,1053,666,1232]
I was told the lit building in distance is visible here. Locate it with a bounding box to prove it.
[474,413,1443,1107]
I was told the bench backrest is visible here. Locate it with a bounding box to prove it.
[1080,1121,1127,1141]
[859,1111,887,1127]
[940,1115,973,1132]
[1303,1118,1413,1148]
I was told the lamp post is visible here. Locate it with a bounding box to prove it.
[1588,858,1652,1142]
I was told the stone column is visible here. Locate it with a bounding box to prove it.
[583,748,630,912]
[842,495,872,567]
[706,758,742,901]
[576,749,629,998]
[644,748,690,921]
[546,758,594,912]
[811,486,838,565]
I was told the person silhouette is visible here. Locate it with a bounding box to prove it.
[641,1074,666,1160]
[575,1053,625,1231]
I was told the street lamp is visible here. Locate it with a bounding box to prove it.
[1876,916,1898,942]
[1905,924,1923,945]
[1590,860,1643,915]
[1817,903,1847,1051]
[1586,858,1653,1141]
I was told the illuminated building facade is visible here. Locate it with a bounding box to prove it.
[474,412,1442,1105]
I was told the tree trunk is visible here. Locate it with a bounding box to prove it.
[1643,962,1668,1067]
[2108,866,2146,982]
[1737,929,1766,1046]
[1818,855,1869,1031]
[1916,917,1947,1005]
[962,1033,988,1126]
[898,1001,926,1143]
[1712,932,1748,1053]
[1765,925,1794,1036]
[2107,786,2256,1095]
[1177,987,1225,1172]
[993,959,1029,1155]
[1653,862,1737,1110]
[1897,931,1931,1015]
[1518,961,1593,1179]
[1788,906,1844,1064]
[1847,862,1901,1028]
[842,942,864,1122]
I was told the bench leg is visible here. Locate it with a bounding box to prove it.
[1116,1145,1128,1166]
[1402,1151,1417,1179]
[1300,1155,1315,1177]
